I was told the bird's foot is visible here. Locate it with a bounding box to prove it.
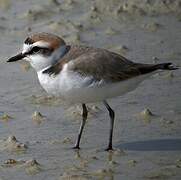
[72,145,80,150]
[105,146,113,151]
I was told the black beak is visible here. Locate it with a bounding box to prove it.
[7,53,26,62]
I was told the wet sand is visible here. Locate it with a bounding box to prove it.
[0,0,181,179]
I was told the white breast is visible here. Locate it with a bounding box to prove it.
[37,63,153,104]
[37,64,98,101]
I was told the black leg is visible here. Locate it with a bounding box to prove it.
[73,104,88,149]
[103,100,115,151]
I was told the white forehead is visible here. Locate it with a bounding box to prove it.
[22,41,50,54]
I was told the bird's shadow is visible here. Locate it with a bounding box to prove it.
[117,139,181,151]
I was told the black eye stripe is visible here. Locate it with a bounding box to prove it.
[31,46,41,53]
[27,46,51,55]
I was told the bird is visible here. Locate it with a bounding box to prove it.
[7,32,178,151]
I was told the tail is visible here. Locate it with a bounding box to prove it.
[138,62,179,74]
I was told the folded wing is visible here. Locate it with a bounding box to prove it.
[43,45,177,82]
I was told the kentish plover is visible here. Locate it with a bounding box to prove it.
[7,33,178,151]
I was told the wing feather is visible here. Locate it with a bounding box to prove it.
[68,50,141,82]
[43,45,168,82]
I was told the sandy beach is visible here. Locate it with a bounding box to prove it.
[0,0,181,179]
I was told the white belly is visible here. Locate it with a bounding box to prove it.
[37,66,152,104]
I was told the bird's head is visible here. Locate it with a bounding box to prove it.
[7,32,67,71]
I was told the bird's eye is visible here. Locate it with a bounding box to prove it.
[28,46,52,56]
[31,46,41,53]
